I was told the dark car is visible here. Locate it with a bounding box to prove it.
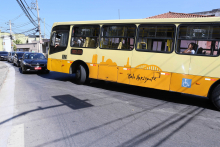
[8,52,15,62]
[13,52,25,67]
[0,51,8,61]
[20,53,50,74]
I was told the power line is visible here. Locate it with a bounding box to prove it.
[16,0,37,27]
[19,28,37,34]
[19,0,37,26]
[24,0,38,18]
[11,13,24,22]
[40,19,51,28]
[13,22,32,29]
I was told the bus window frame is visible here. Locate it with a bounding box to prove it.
[70,25,101,49]
[99,24,137,51]
[49,25,70,54]
[175,23,220,57]
[135,24,176,53]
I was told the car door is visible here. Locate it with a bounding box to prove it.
[14,54,17,63]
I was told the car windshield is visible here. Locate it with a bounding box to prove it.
[24,53,46,59]
[17,53,24,57]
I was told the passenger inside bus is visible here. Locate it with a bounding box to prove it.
[72,37,84,47]
[197,47,204,54]
[182,43,197,54]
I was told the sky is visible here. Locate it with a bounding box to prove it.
[0,0,219,38]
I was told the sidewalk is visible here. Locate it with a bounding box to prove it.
[0,62,9,90]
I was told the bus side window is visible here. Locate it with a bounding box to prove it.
[137,25,175,52]
[100,25,136,50]
[71,25,100,48]
[177,24,220,56]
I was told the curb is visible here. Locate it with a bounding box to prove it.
[0,62,9,91]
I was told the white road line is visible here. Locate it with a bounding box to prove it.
[7,124,24,147]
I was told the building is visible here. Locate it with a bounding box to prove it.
[0,31,29,52]
[0,30,47,54]
[146,8,220,19]
[146,11,214,19]
[191,8,220,17]
[0,31,12,52]
[16,41,39,52]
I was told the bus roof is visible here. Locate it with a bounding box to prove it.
[53,17,220,27]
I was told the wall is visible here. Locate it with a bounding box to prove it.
[16,43,39,53]
[1,35,11,52]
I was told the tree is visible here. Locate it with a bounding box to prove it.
[13,39,23,51]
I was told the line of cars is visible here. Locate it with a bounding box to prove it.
[0,51,50,74]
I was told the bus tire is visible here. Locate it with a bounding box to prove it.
[75,65,86,85]
[211,84,220,110]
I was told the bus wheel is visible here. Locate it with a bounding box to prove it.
[75,65,86,84]
[211,84,220,110]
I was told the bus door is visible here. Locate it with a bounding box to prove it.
[49,30,69,72]
[97,25,136,83]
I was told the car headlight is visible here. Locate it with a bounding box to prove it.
[1,56,3,57]
[23,61,30,65]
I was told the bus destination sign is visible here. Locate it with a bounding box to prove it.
[71,49,83,55]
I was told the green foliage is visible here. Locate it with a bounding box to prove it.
[13,39,23,51]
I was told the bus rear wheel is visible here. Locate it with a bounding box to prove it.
[211,84,220,110]
[75,65,86,85]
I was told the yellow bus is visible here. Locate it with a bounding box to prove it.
[47,17,220,110]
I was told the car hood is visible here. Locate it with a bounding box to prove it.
[24,59,47,64]
[0,54,8,56]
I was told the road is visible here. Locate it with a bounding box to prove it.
[0,62,220,147]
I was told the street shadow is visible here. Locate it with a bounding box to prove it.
[38,71,75,82]
[116,107,204,147]
[0,104,64,126]
[36,104,204,147]
[86,80,216,111]
[52,94,93,110]
[37,72,216,111]
[0,94,93,126]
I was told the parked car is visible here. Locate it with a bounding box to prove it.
[7,51,15,62]
[13,52,25,66]
[20,53,49,74]
[0,51,8,61]
[7,52,11,62]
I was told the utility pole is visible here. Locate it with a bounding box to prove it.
[9,20,14,52]
[36,0,42,53]
[118,9,120,20]
[44,18,45,39]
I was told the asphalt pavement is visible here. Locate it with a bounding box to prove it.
[0,61,220,147]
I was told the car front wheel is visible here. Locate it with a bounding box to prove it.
[21,67,26,74]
